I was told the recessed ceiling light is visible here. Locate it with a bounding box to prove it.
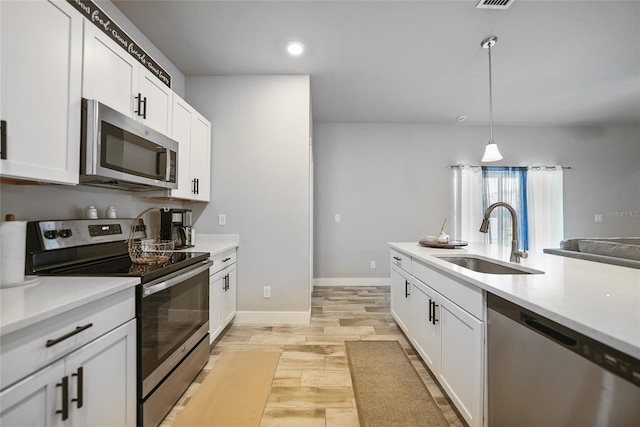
[286,41,305,56]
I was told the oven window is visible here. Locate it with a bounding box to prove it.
[101,121,161,180]
[140,269,209,379]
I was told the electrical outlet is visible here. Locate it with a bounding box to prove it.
[334,214,341,222]
[218,214,226,226]
[370,261,376,269]
[594,214,603,223]
[263,286,271,298]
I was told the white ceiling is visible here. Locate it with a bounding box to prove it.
[112,0,640,125]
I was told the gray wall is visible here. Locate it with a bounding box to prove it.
[313,123,640,279]
[0,184,182,237]
[185,75,312,313]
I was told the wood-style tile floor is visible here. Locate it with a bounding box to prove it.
[160,286,465,427]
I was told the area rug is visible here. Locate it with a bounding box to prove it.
[345,340,449,427]
[172,351,281,427]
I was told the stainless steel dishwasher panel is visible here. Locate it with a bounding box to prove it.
[488,294,640,427]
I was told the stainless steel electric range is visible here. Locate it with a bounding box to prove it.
[25,219,212,427]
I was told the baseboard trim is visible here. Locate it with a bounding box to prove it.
[313,277,391,287]
[234,310,311,325]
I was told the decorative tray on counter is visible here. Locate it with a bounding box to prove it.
[418,239,468,249]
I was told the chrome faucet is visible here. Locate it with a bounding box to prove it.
[479,202,528,263]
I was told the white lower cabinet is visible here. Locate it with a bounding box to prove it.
[221,263,237,326]
[411,280,440,373]
[390,249,485,427]
[0,359,63,427]
[0,314,136,427]
[209,249,237,344]
[390,265,412,336]
[438,298,483,426]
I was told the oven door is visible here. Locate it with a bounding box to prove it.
[139,259,212,397]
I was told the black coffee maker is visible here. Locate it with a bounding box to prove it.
[159,208,194,248]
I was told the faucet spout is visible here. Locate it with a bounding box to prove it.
[479,202,527,263]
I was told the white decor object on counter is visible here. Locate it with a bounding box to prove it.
[0,220,27,287]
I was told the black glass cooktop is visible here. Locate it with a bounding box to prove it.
[39,251,210,284]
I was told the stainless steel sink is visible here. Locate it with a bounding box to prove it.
[436,256,543,275]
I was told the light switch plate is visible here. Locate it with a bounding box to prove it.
[218,214,226,226]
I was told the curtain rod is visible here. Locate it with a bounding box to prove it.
[449,164,573,170]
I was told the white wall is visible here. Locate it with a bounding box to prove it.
[185,75,312,316]
[313,123,640,279]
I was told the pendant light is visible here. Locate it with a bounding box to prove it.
[481,35,503,162]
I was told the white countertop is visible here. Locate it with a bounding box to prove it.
[176,233,239,257]
[389,242,640,360]
[0,276,139,336]
[0,234,238,337]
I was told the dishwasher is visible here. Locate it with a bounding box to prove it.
[488,294,640,426]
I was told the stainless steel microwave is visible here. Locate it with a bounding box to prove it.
[80,98,178,191]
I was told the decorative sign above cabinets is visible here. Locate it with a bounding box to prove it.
[67,0,171,88]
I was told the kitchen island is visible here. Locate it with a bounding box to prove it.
[390,242,640,359]
[390,241,640,427]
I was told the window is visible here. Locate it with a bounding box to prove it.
[482,167,529,250]
[454,165,564,253]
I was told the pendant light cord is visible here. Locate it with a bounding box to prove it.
[488,45,494,143]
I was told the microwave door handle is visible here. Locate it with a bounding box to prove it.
[156,147,170,181]
[143,260,213,297]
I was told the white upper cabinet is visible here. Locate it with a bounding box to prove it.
[146,95,211,201]
[189,111,211,202]
[0,0,83,185]
[82,23,172,136]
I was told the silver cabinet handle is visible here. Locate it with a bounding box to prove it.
[143,260,213,297]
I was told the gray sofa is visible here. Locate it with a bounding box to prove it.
[543,238,640,269]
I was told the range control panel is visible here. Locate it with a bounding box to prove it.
[36,219,146,250]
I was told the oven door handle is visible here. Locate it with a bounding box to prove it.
[143,260,213,297]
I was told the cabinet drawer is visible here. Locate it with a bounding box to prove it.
[210,248,237,275]
[390,249,411,274]
[411,259,483,320]
[0,288,135,390]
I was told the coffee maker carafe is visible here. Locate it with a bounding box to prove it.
[159,208,194,248]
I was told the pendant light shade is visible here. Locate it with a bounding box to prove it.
[480,35,503,162]
[482,141,503,162]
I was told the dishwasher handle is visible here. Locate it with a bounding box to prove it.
[522,313,577,347]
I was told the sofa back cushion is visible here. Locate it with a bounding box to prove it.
[577,240,640,261]
[560,238,640,251]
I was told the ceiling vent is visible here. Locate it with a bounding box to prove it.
[476,0,514,10]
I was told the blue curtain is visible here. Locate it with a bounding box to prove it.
[481,167,529,250]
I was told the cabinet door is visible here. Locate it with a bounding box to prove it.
[221,264,237,326]
[190,113,211,202]
[439,299,483,427]
[170,97,194,199]
[82,23,137,118]
[0,360,65,427]
[0,0,82,184]
[209,270,224,344]
[138,67,172,136]
[65,320,136,427]
[390,266,411,336]
[411,280,440,373]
